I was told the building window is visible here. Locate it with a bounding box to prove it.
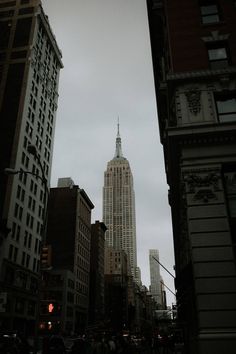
[207,43,229,69]
[200,1,220,24]
[215,93,236,122]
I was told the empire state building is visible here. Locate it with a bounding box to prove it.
[103,124,138,279]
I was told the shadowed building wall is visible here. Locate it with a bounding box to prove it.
[147,0,236,353]
[0,0,62,334]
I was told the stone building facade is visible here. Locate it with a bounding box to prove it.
[0,0,62,335]
[147,0,236,353]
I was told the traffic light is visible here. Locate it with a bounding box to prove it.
[41,245,52,268]
[47,302,61,315]
[40,301,61,315]
[48,303,54,313]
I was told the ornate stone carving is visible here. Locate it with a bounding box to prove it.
[183,172,220,203]
[193,189,217,203]
[184,173,220,193]
[185,89,201,115]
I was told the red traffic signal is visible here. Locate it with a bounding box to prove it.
[48,303,54,313]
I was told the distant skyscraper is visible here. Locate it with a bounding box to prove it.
[103,124,138,278]
[0,0,62,334]
[149,249,162,306]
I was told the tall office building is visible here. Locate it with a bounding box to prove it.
[149,249,162,306]
[45,178,94,333]
[103,124,138,279]
[147,0,236,352]
[0,0,63,334]
[89,221,107,326]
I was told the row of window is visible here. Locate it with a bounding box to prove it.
[76,255,89,272]
[15,191,44,232]
[8,243,40,271]
[76,280,88,296]
[77,269,89,284]
[32,60,58,100]
[32,66,58,108]
[37,26,59,69]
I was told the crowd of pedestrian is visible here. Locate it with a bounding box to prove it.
[40,332,149,354]
[0,330,183,354]
[42,331,180,354]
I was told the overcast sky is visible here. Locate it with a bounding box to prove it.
[42,0,175,306]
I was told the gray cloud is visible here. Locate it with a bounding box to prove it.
[43,0,175,305]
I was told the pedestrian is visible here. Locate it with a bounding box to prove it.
[107,336,116,353]
[92,334,109,354]
[48,334,66,354]
[70,336,88,354]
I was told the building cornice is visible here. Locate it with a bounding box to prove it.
[79,189,94,210]
[37,5,63,68]
[166,67,236,82]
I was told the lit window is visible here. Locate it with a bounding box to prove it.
[215,93,236,122]
[207,43,229,69]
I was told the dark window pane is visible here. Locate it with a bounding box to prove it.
[0,2,16,8]
[217,98,236,114]
[19,7,34,15]
[216,95,236,122]
[11,50,27,59]
[0,10,14,18]
[210,59,228,69]
[202,14,219,24]
[218,113,236,122]
[0,21,12,49]
[201,5,218,15]
[200,2,220,24]
[0,52,6,61]
[225,172,236,217]
[208,47,227,60]
[13,17,32,47]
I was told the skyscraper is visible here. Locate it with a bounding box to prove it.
[103,124,138,279]
[149,249,162,306]
[0,0,62,334]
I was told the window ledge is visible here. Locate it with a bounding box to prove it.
[202,31,230,43]
[167,66,236,81]
[201,20,226,27]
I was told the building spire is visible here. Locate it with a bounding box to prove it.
[114,117,123,158]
